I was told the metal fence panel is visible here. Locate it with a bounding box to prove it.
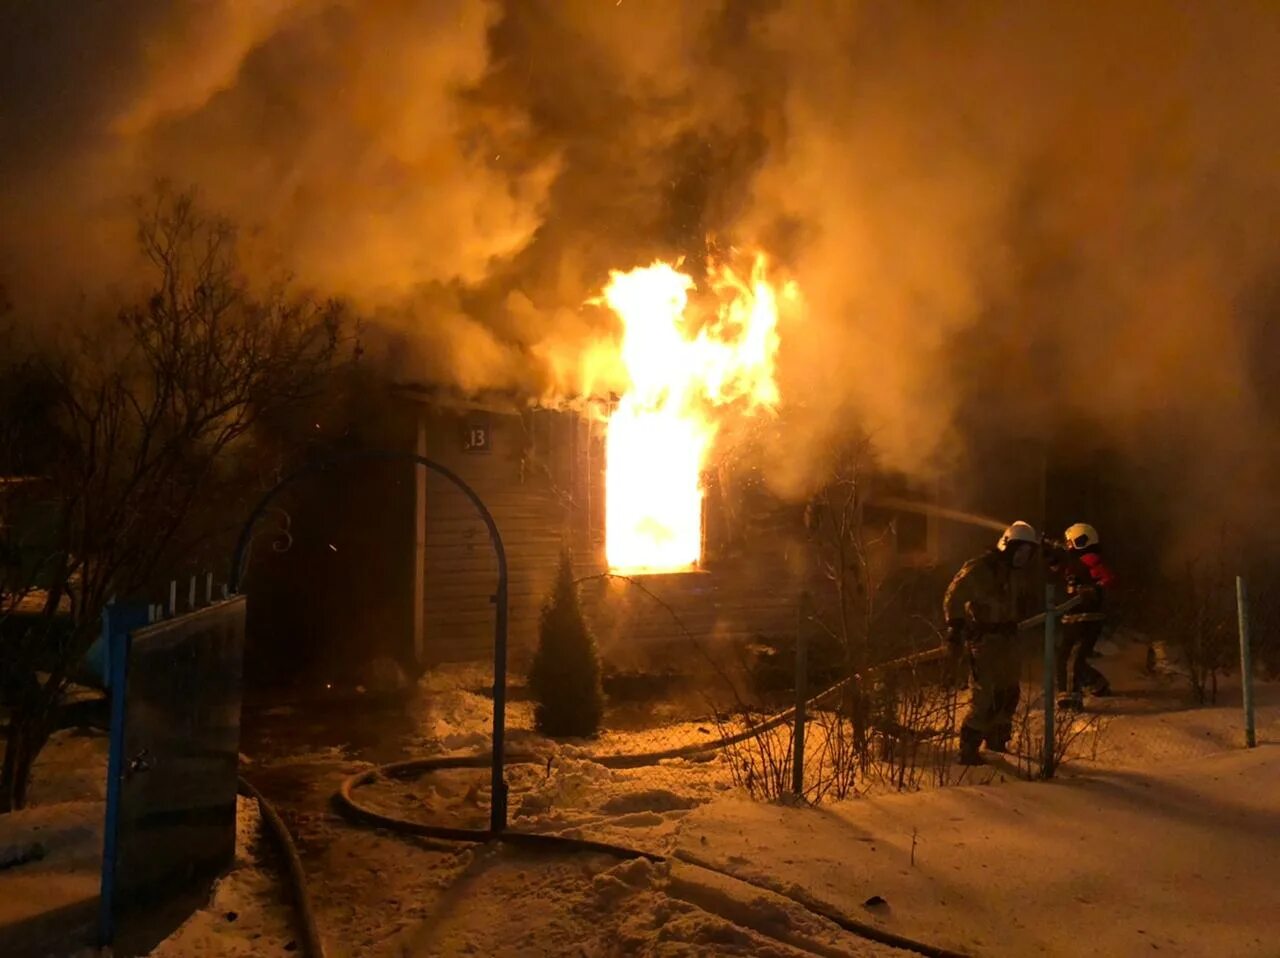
[102,596,246,942]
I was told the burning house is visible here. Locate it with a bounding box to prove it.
[375,392,941,675]
[389,253,813,671]
[243,254,1010,692]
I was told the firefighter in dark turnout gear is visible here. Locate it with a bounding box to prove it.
[1048,523,1116,710]
[944,522,1039,764]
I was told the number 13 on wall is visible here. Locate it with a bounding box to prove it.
[464,423,490,453]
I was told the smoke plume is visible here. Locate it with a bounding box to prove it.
[3,1,1280,552]
[740,1,1280,551]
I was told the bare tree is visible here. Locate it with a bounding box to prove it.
[802,436,892,770]
[1012,690,1110,779]
[0,185,343,811]
[1164,554,1237,706]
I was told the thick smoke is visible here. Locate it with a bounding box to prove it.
[3,1,1280,552]
[0,1,552,349]
[740,1,1280,552]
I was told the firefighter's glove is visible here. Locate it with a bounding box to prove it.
[1044,540,1066,572]
[945,621,966,649]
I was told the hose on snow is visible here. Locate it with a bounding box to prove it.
[334,756,969,958]
[258,599,1082,957]
[238,776,328,958]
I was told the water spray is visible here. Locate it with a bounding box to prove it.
[867,495,1011,533]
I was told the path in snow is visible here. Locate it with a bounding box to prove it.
[381,845,903,958]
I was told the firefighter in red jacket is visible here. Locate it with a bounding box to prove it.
[1048,522,1116,710]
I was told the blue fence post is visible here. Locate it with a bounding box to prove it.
[98,602,151,945]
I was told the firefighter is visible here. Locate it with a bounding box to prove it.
[1048,522,1116,710]
[944,521,1040,764]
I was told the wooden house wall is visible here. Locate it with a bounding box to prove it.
[413,404,607,663]
[408,397,947,670]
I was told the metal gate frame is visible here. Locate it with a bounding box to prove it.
[99,597,247,946]
[227,450,511,834]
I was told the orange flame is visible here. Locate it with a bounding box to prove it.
[600,254,789,573]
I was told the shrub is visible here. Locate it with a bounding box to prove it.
[529,551,604,737]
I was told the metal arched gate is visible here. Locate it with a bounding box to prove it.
[228,450,511,833]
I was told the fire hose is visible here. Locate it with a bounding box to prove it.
[599,593,1083,767]
[333,764,969,958]
[325,598,1082,957]
[238,776,328,958]
[243,595,1080,957]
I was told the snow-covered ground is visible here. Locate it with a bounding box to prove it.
[146,796,296,957]
[325,676,1280,957]
[26,726,109,806]
[8,629,1276,957]
[0,728,109,957]
[202,631,1279,957]
[0,725,298,957]
[0,798,104,956]
[676,745,1280,957]
[383,846,905,957]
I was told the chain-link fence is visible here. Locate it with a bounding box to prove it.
[345,582,1084,847]
[332,471,1280,845]
[358,575,977,838]
[1038,558,1275,772]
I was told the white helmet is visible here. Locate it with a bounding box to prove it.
[998,521,1039,553]
[1064,523,1099,550]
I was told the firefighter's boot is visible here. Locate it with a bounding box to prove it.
[986,725,1012,753]
[958,725,984,765]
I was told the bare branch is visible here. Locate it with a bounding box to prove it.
[1,184,345,809]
